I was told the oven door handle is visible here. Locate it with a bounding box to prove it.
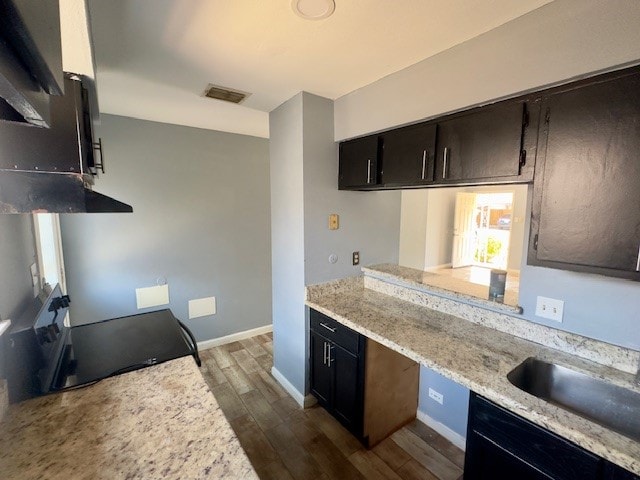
[177,319,201,367]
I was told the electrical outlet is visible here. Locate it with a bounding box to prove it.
[428,387,444,405]
[535,296,564,322]
[352,251,360,265]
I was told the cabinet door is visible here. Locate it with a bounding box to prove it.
[435,101,526,183]
[310,331,332,406]
[381,122,437,186]
[330,343,362,432]
[529,72,640,280]
[338,135,380,189]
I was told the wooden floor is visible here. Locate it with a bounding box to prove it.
[199,333,465,480]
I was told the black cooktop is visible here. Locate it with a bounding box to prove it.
[5,285,199,403]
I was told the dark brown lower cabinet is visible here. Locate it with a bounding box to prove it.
[309,309,419,447]
[465,393,639,480]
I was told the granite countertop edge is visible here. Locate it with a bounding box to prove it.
[305,277,640,476]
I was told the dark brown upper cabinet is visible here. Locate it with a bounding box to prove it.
[434,101,531,184]
[338,135,381,189]
[380,122,437,187]
[528,69,640,281]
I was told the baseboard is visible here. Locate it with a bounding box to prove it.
[426,263,453,270]
[271,366,317,408]
[197,324,273,350]
[416,410,466,451]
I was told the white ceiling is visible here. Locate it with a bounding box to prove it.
[88,0,553,138]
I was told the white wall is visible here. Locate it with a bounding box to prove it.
[335,0,640,141]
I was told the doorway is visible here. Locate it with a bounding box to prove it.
[452,191,514,271]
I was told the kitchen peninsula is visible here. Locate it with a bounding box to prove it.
[0,357,256,480]
[306,264,640,476]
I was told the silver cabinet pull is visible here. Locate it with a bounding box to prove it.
[328,345,334,367]
[323,341,328,365]
[636,245,640,272]
[421,150,427,180]
[319,322,336,333]
[366,159,372,184]
[443,147,449,179]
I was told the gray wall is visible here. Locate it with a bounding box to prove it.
[0,215,36,321]
[60,115,272,342]
[270,94,307,394]
[270,92,401,398]
[418,367,470,438]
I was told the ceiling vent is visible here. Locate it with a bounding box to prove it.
[202,84,250,104]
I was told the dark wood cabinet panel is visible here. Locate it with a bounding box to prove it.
[435,101,527,184]
[338,135,380,189]
[310,331,331,405]
[465,394,603,480]
[465,393,638,480]
[529,70,640,280]
[381,122,437,186]
[331,344,360,431]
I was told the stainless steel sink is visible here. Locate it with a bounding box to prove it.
[507,357,640,442]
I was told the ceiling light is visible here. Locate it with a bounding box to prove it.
[291,0,335,20]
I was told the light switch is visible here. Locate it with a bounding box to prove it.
[189,297,216,319]
[136,284,170,309]
[329,214,339,230]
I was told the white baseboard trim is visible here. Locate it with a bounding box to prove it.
[197,324,273,351]
[416,410,466,451]
[271,366,317,408]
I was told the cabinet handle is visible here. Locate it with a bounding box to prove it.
[443,147,449,179]
[421,150,427,180]
[319,322,336,333]
[323,341,328,365]
[328,345,334,367]
[367,159,372,184]
[636,245,640,272]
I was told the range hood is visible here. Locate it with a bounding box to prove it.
[0,73,132,214]
[0,171,132,214]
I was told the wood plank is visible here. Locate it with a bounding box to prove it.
[276,442,325,480]
[229,414,279,469]
[272,396,301,420]
[397,459,439,480]
[240,336,268,358]
[222,364,255,396]
[255,353,273,372]
[201,357,227,387]
[405,419,465,469]
[210,346,237,369]
[286,410,323,445]
[240,389,284,431]
[372,437,412,472]
[248,370,288,403]
[208,381,248,421]
[348,450,404,480]
[391,428,462,480]
[262,340,273,355]
[258,333,273,344]
[305,406,363,457]
[307,433,365,480]
[223,341,245,352]
[265,422,299,452]
[253,459,295,480]
[231,348,262,374]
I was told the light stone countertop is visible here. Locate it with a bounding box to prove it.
[306,276,640,476]
[0,356,257,480]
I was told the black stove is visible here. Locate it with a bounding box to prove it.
[5,284,200,403]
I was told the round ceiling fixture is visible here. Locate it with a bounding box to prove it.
[291,0,335,20]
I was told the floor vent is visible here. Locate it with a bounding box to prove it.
[202,84,250,104]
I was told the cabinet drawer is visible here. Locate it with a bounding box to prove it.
[469,394,602,480]
[310,310,360,354]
